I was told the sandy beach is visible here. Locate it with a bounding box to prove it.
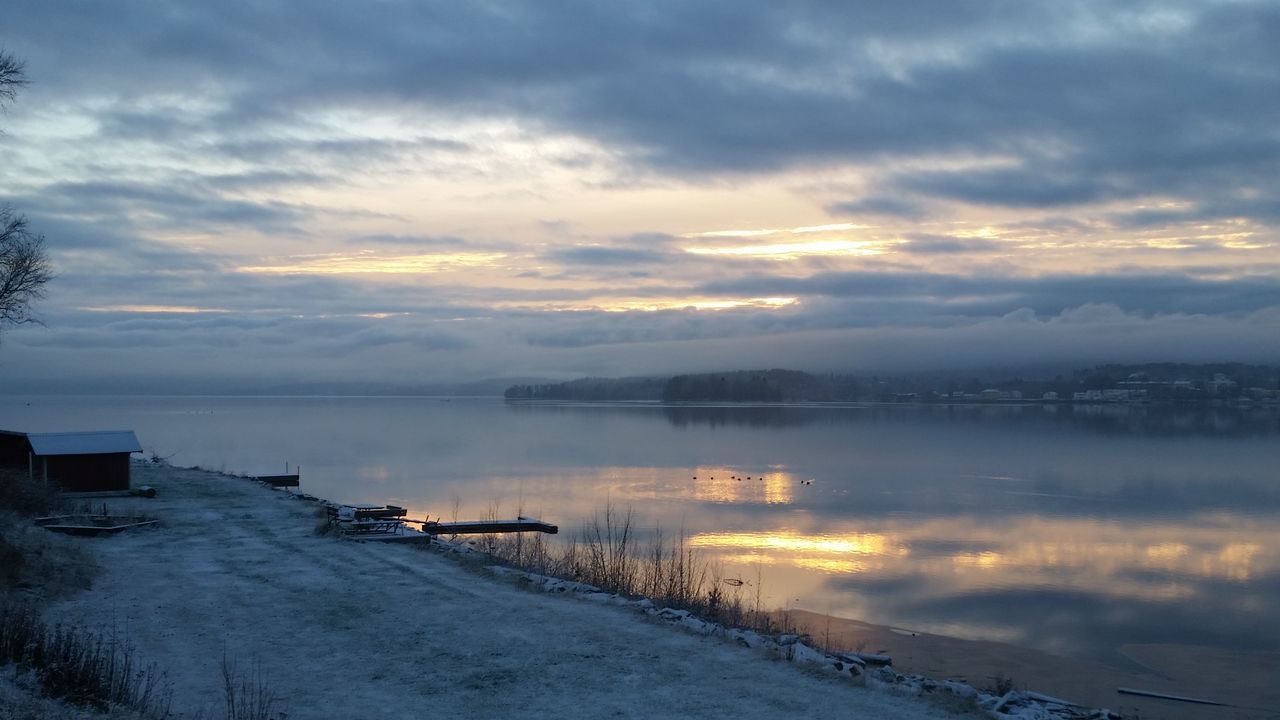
[35,462,1280,720]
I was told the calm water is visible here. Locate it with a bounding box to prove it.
[4,395,1279,660]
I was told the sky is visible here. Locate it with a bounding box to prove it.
[1,1,1278,391]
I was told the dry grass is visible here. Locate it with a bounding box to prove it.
[0,471,64,518]
[0,601,171,718]
[480,503,808,643]
[0,472,95,597]
[219,655,283,720]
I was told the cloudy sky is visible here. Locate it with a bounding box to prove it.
[2,1,1278,390]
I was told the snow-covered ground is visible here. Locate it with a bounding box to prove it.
[42,463,1277,720]
[43,464,959,719]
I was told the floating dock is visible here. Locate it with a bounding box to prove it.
[419,517,558,535]
[326,503,558,543]
[254,473,300,488]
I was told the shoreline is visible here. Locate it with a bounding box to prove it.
[34,462,1279,719]
[779,609,1278,720]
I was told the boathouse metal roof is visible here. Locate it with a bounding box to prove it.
[25,431,143,456]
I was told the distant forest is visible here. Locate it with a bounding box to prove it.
[503,363,1280,403]
[504,369,852,402]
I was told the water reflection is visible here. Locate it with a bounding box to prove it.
[2,395,1278,658]
[659,401,1280,437]
[683,468,796,505]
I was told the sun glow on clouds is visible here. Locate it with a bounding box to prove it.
[681,222,887,260]
[499,297,799,313]
[684,240,885,259]
[688,222,870,238]
[236,251,507,275]
[600,297,798,312]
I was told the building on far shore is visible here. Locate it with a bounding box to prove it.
[0,430,143,492]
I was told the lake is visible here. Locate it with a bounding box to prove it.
[3,394,1278,662]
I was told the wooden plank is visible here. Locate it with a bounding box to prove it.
[422,518,558,535]
[255,474,300,487]
[1117,688,1228,707]
[41,519,159,536]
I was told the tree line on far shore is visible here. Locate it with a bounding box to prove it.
[504,369,861,402]
[504,363,1280,403]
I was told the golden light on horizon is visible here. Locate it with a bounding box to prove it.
[686,222,870,238]
[492,297,799,313]
[602,297,798,312]
[236,251,507,275]
[683,239,885,259]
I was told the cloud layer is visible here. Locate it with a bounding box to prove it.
[1,1,1277,388]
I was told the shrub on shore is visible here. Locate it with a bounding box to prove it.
[479,504,808,646]
[0,470,64,518]
[0,600,171,718]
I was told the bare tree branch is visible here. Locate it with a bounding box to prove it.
[0,50,52,338]
[0,50,27,106]
[0,207,53,331]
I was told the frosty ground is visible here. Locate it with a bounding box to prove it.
[33,464,1279,720]
[40,463,955,719]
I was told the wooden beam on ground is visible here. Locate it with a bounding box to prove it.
[419,518,558,535]
[255,474,300,487]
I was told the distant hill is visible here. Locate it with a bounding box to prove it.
[503,376,667,401]
[505,370,863,402]
[504,363,1280,404]
[662,369,860,402]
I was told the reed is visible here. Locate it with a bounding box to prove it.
[480,503,792,638]
[0,599,171,717]
[221,654,284,720]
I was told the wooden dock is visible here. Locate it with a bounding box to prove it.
[417,517,558,535]
[254,473,300,488]
[327,503,557,541]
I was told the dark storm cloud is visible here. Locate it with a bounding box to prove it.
[6,1,1276,219]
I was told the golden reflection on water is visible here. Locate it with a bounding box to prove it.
[378,463,1276,627]
[687,468,797,505]
[690,530,901,556]
[683,517,1275,606]
[690,530,908,577]
[598,466,798,505]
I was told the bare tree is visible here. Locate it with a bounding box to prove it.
[1,210,52,328]
[0,50,25,104]
[1,50,51,335]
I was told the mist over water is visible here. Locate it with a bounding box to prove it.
[4,395,1278,659]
